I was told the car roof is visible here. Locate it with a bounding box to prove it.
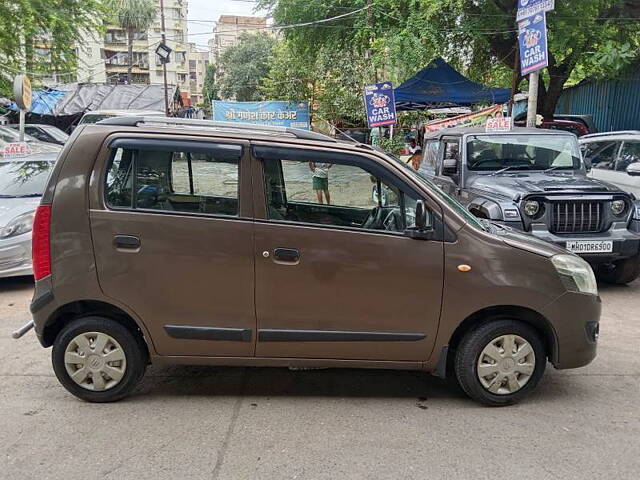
[83,110,166,117]
[579,131,640,142]
[423,126,571,139]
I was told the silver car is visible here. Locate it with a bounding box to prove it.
[0,130,61,277]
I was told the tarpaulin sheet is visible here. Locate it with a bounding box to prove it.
[52,83,174,115]
[394,58,511,110]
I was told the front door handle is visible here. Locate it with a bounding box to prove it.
[113,235,141,251]
[273,247,300,264]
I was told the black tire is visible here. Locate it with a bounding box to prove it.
[454,319,546,407]
[52,316,147,402]
[596,255,640,285]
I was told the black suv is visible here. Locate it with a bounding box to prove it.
[419,127,640,284]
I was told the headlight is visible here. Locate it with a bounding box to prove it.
[551,254,598,296]
[523,200,539,217]
[0,211,35,239]
[611,200,626,216]
[634,204,640,220]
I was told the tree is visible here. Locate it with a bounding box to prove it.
[217,32,276,101]
[113,0,157,84]
[259,0,640,118]
[0,0,107,94]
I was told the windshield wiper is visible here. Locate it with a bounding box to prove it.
[543,166,572,174]
[490,165,532,176]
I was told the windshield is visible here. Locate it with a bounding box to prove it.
[0,127,37,143]
[0,161,54,197]
[467,134,581,171]
[41,126,69,142]
[382,149,487,231]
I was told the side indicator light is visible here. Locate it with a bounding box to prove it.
[457,264,472,272]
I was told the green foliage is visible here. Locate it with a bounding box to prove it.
[202,64,220,105]
[112,0,156,31]
[376,136,405,155]
[258,0,640,120]
[0,0,108,95]
[218,33,276,102]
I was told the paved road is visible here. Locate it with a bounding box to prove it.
[1,277,638,480]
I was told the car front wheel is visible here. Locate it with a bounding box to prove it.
[52,316,147,402]
[454,319,546,406]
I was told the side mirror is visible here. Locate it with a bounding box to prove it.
[442,158,458,175]
[626,163,640,176]
[406,200,434,240]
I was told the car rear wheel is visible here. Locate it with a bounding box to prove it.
[596,255,640,285]
[52,316,147,402]
[454,319,546,406]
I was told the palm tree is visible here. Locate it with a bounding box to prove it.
[114,0,157,83]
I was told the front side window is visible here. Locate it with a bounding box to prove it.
[441,139,461,177]
[105,142,241,216]
[259,147,424,233]
[581,141,620,170]
[467,134,581,171]
[616,141,640,172]
[419,139,439,175]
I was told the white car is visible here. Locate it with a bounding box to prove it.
[0,128,61,277]
[580,131,640,197]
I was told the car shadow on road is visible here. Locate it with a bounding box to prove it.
[132,365,469,404]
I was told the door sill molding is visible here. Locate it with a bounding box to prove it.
[258,329,426,342]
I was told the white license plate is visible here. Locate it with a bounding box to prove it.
[566,240,613,254]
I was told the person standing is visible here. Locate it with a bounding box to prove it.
[309,162,332,204]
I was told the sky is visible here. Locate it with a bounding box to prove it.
[187,0,269,51]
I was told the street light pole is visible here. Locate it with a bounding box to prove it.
[160,0,170,116]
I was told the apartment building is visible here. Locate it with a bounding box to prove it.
[209,16,268,65]
[187,43,210,105]
[75,0,190,92]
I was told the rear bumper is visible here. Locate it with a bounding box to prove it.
[542,291,600,369]
[0,232,32,278]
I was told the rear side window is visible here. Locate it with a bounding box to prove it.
[105,141,241,216]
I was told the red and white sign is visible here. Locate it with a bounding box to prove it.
[485,116,513,132]
[1,142,32,159]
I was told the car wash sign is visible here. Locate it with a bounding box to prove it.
[518,13,549,75]
[364,81,397,128]
[517,0,554,21]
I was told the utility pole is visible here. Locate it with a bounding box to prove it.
[526,71,539,127]
[507,45,520,117]
[159,0,170,116]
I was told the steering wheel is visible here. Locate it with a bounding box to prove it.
[382,209,402,232]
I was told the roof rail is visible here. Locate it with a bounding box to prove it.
[96,116,337,143]
[581,130,640,139]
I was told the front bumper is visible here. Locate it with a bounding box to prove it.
[507,222,640,264]
[542,291,600,369]
[0,232,33,278]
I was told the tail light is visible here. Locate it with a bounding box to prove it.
[32,205,52,280]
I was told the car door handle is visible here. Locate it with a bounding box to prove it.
[113,235,141,250]
[273,247,300,264]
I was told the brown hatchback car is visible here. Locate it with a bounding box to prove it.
[25,118,600,406]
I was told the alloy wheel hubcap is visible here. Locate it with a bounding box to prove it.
[64,332,127,391]
[476,334,535,395]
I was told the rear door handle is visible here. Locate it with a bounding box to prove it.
[273,247,300,264]
[113,235,141,250]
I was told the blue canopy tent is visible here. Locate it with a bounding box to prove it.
[394,58,511,111]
